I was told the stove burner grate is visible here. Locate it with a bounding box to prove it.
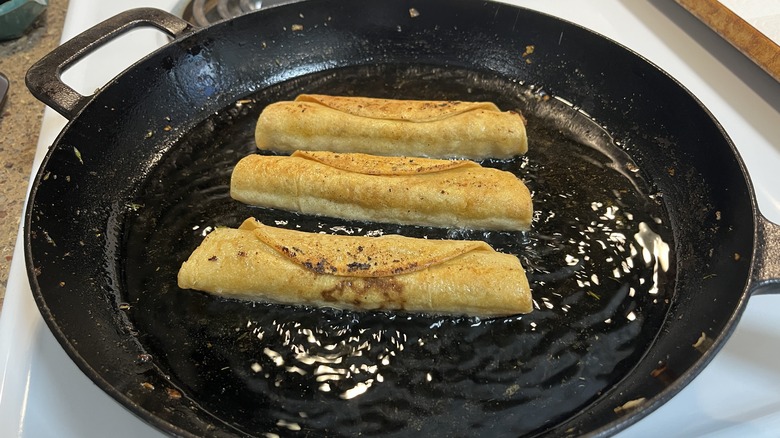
[181,0,264,27]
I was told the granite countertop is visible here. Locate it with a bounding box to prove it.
[0,0,69,313]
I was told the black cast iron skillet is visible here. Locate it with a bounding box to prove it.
[24,1,780,437]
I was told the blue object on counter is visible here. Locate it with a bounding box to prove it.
[0,72,8,113]
[0,72,8,111]
[0,0,48,41]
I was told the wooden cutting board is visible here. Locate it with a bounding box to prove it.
[676,0,780,82]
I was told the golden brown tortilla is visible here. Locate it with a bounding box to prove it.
[230,151,533,231]
[255,94,528,159]
[177,218,532,317]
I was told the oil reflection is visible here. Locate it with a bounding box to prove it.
[634,222,671,295]
[551,203,671,323]
[245,320,405,400]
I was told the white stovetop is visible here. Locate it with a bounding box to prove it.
[1,1,780,437]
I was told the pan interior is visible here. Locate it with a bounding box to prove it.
[121,64,674,436]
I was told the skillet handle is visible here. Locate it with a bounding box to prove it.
[25,8,193,120]
[750,214,780,295]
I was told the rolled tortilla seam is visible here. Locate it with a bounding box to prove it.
[230,151,533,231]
[255,94,528,159]
[177,218,532,317]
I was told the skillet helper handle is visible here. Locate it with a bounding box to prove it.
[25,8,193,120]
[751,214,780,295]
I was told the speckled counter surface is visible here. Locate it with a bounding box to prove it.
[0,0,69,312]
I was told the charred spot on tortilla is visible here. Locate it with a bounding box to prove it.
[347,262,372,272]
[321,277,407,309]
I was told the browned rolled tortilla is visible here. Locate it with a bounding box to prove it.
[231,151,533,231]
[255,94,528,159]
[177,218,532,317]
